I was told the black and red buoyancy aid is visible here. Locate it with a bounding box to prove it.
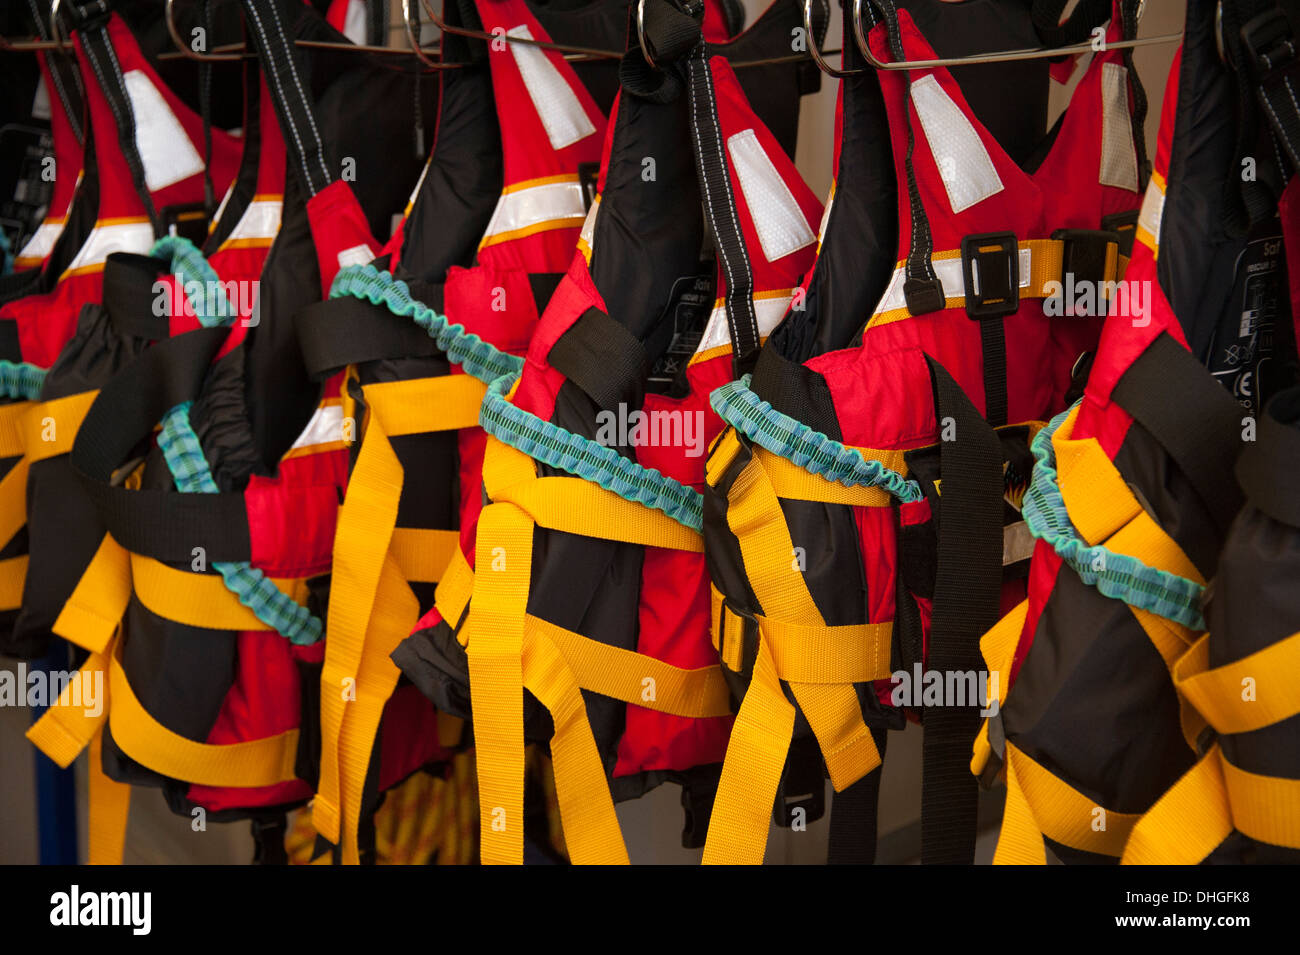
[391,0,821,863]
[0,2,243,656]
[975,0,1300,864]
[26,0,433,864]
[702,0,1147,864]
[302,0,614,865]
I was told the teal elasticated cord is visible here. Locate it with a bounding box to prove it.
[0,360,48,401]
[150,238,324,644]
[710,375,923,503]
[479,372,704,532]
[1022,404,1206,630]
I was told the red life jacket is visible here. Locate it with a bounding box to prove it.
[305,0,612,865]
[0,5,242,655]
[702,0,1147,864]
[392,1,821,862]
[27,0,431,864]
[976,0,1300,865]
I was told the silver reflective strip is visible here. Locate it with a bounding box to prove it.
[63,220,154,274]
[481,179,586,244]
[872,248,1032,316]
[1138,177,1165,248]
[1099,62,1139,192]
[122,70,205,192]
[910,73,1004,214]
[225,199,282,244]
[290,403,344,451]
[15,220,63,263]
[696,292,794,355]
[506,25,597,151]
[726,128,816,262]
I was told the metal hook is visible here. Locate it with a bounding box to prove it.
[636,0,657,70]
[403,0,454,68]
[803,0,861,77]
[851,0,1181,70]
[421,0,621,61]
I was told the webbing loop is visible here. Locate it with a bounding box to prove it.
[1022,403,1206,629]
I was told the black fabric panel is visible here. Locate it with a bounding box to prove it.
[1003,564,1196,815]
[390,430,459,530]
[99,254,171,344]
[750,345,843,439]
[900,0,1050,169]
[1156,0,1249,359]
[777,498,866,627]
[396,64,501,280]
[588,65,703,352]
[532,0,627,114]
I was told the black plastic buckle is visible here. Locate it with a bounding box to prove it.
[719,595,759,672]
[977,709,1007,791]
[1241,8,1297,77]
[904,275,947,316]
[1052,228,1121,291]
[961,232,1020,320]
[773,737,827,828]
[1101,209,1139,258]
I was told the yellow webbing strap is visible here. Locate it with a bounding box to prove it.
[88,727,130,865]
[993,743,1141,863]
[710,585,746,673]
[108,640,300,787]
[0,399,28,458]
[1121,747,1234,864]
[465,502,533,865]
[131,554,309,631]
[1174,631,1300,735]
[491,473,703,553]
[53,535,132,654]
[522,626,629,864]
[435,545,475,640]
[701,636,795,865]
[22,390,97,462]
[971,599,1030,777]
[0,555,26,610]
[704,446,881,864]
[26,642,112,768]
[528,614,732,718]
[1220,747,1300,848]
[0,398,33,568]
[755,446,908,508]
[316,375,475,855]
[868,238,1131,329]
[390,528,458,584]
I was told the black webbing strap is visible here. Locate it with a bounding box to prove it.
[1118,0,1151,190]
[827,728,887,864]
[921,358,1004,864]
[643,0,761,376]
[241,0,333,197]
[365,0,386,48]
[547,308,650,411]
[870,0,945,316]
[101,252,171,340]
[1241,3,1300,174]
[70,326,253,563]
[28,0,84,144]
[295,296,441,380]
[198,0,217,219]
[980,319,1008,428]
[67,0,161,233]
[1237,385,1300,528]
[1112,332,1247,537]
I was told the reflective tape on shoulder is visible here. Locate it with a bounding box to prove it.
[505,24,597,152]
[909,73,1004,214]
[1100,63,1140,193]
[122,69,206,193]
[727,128,816,263]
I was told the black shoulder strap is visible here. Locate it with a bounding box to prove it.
[921,357,1005,865]
[70,326,253,563]
[1237,385,1300,527]
[1111,332,1247,537]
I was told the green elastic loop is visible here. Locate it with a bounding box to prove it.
[1022,403,1206,630]
[158,401,323,646]
[479,373,704,532]
[710,375,923,503]
[330,265,524,383]
[150,234,239,328]
[0,360,48,401]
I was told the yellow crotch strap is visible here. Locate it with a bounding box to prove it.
[26,534,132,863]
[702,432,893,866]
[469,435,719,864]
[0,398,36,611]
[316,374,480,858]
[1122,631,1300,863]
